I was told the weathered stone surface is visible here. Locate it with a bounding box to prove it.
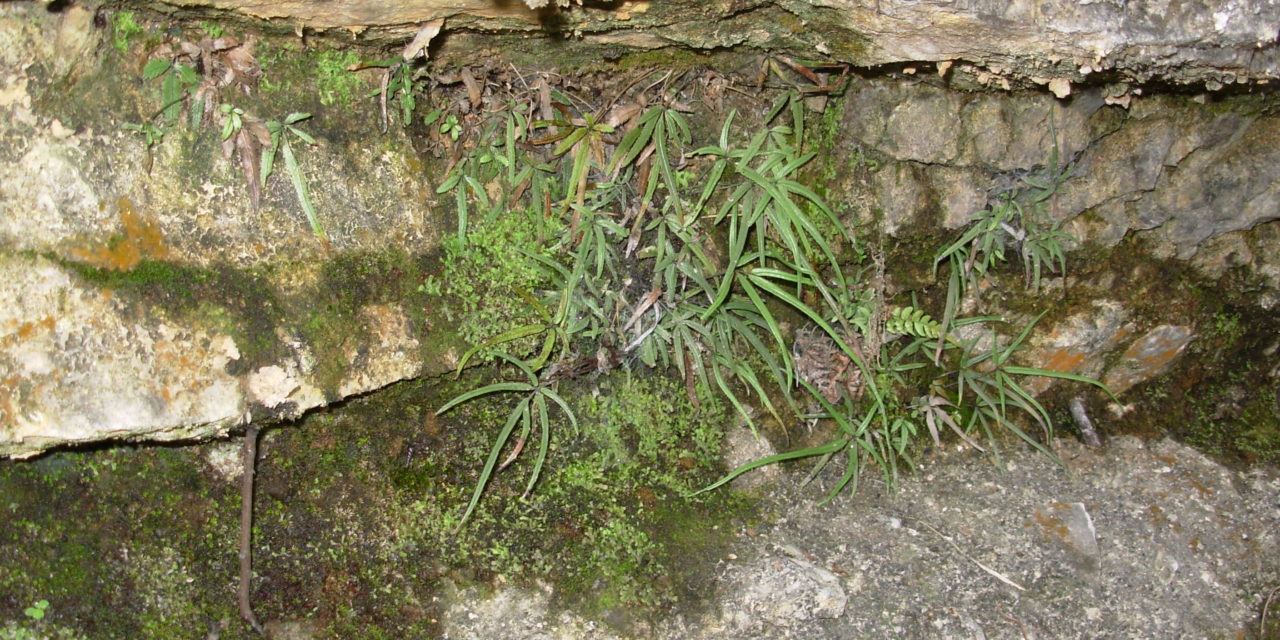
[1103,324,1196,395]
[0,252,441,458]
[1192,222,1280,309]
[716,544,848,632]
[444,584,625,640]
[1022,300,1132,395]
[0,254,244,455]
[1033,501,1101,574]
[435,436,1278,638]
[836,78,1280,271]
[0,6,455,458]
[142,0,1280,87]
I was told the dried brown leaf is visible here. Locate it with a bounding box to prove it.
[402,18,445,61]
[236,127,263,210]
[219,37,260,91]
[606,101,642,129]
[622,286,662,333]
[460,67,482,110]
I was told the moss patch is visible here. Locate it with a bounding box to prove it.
[0,445,241,638]
[0,369,757,637]
[59,255,289,371]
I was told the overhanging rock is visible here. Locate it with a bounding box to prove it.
[142,0,1280,87]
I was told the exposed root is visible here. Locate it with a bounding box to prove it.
[1263,584,1280,638]
[1069,396,1102,447]
[238,425,265,636]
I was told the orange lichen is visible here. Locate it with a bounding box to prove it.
[71,197,169,270]
[1040,348,1086,373]
[0,374,22,424]
[13,316,55,340]
[1033,502,1070,541]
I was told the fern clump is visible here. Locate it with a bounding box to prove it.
[419,72,1109,521]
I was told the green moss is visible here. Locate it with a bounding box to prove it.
[109,11,144,54]
[1171,303,1280,464]
[435,206,562,356]
[258,42,378,116]
[0,446,241,639]
[0,345,750,638]
[59,257,288,371]
[313,50,366,107]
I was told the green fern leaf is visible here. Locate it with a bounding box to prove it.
[886,306,941,339]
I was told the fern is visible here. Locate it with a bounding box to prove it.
[886,306,941,339]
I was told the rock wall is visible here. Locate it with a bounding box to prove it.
[0,4,459,458]
[1,0,1277,458]
[146,0,1280,87]
[825,77,1279,399]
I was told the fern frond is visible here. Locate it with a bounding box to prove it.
[886,306,941,339]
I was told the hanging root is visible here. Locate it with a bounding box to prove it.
[239,425,266,636]
[1069,396,1102,447]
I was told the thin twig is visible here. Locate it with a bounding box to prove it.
[1069,396,1101,447]
[1263,584,1280,638]
[908,514,1026,591]
[238,426,265,636]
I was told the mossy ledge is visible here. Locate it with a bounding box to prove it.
[54,249,461,408]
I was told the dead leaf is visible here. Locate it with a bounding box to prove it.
[220,36,261,92]
[622,286,662,333]
[778,55,821,85]
[237,129,262,210]
[402,18,445,61]
[460,67,482,109]
[535,77,553,121]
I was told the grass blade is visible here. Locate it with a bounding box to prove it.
[456,395,532,529]
[436,382,534,415]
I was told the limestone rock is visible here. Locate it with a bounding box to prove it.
[1103,325,1196,395]
[1022,300,1131,395]
[141,0,1280,86]
[0,8,454,457]
[716,545,848,633]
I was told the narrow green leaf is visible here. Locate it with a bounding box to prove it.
[1003,366,1117,400]
[456,395,532,529]
[142,58,172,80]
[436,382,534,415]
[524,394,551,497]
[281,140,325,240]
[286,125,316,145]
[692,439,846,496]
[455,324,549,374]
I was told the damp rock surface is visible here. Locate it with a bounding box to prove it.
[444,436,1279,639]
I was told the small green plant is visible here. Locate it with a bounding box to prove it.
[0,599,89,640]
[935,117,1075,298]
[128,36,326,240]
[262,113,325,241]
[199,21,225,38]
[428,75,1107,523]
[362,58,428,131]
[218,103,245,139]
[22,600,47,621]
[437,353,577,528]
[140,57,201,127]
[110,11,143,53]
[122,121,164,147]
[439,113,462,141]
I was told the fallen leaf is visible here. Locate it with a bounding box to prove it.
[402,18,445,60]
[460,67,482,109]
